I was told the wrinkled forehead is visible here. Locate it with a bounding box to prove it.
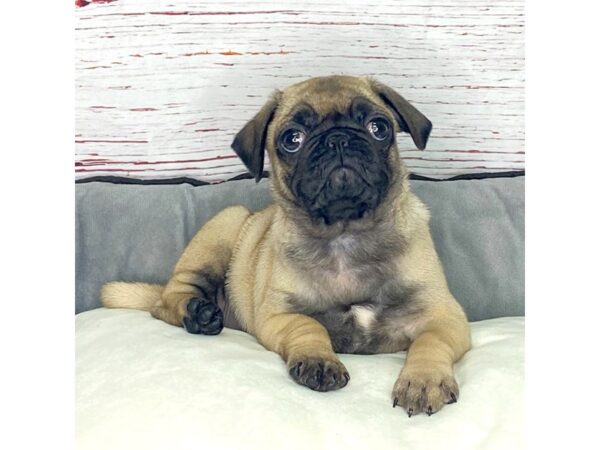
[275,76,387,123]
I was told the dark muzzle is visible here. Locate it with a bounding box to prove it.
[293,128,390,225]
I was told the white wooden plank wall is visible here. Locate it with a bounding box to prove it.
[75,0,524,182]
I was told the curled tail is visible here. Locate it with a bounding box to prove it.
[101,282,164,311]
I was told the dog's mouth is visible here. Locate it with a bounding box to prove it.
[297,165,387,225]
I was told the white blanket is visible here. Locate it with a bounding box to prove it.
[76,309,524,450]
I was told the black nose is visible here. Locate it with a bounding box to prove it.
[325,132,349,151]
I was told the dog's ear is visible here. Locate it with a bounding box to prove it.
[369,79,432,150]
[231,92,280,182]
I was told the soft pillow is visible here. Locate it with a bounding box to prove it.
[76,176,524,321]
[76,309,524,450]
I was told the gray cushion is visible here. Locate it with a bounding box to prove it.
[75,176,524,321]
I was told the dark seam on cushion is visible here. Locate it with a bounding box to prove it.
[75,170,524,186]
[75,176,210,186]
[408,170,525,182]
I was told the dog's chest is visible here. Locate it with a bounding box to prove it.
[287,237,420,354]
[308,299,416,354]
[283,231,420,353]
[321,236,367,291]
[302,235,385,298]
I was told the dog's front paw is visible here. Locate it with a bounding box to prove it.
[182,297,224,335]
[392,367,459,417]
[288,355,350,392]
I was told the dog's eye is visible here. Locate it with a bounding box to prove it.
[280,129,306,153]
[366,118,391,141]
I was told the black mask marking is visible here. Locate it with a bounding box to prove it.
[280,99,394,225]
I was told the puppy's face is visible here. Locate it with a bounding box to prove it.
[274,93,396,225]
[232,76,432,226]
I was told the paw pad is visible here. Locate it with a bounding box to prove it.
[182,297,223,335]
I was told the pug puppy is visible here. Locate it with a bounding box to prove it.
[102,75,471,417]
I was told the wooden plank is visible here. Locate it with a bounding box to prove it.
[75,0,524,182]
